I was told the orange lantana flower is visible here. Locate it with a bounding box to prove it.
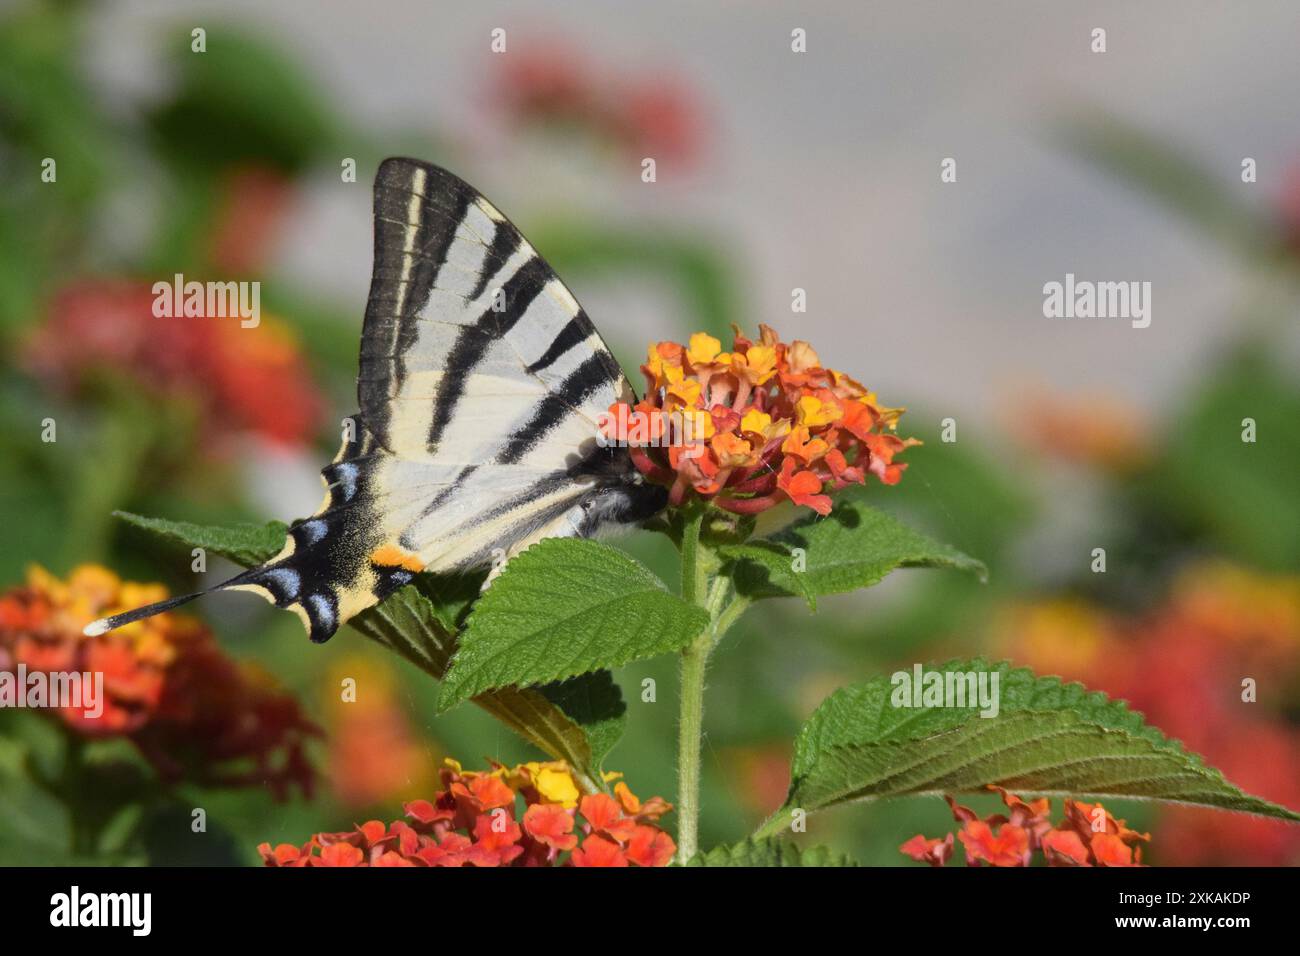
[900,787,1151,868]
[0,565,318,799]
[260,759,675,867]
[899,833,954,867]
[604,325,916,515]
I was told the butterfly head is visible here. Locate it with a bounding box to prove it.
[572,445,668,536]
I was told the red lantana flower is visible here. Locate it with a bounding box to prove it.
[899,787,1150,867]
[523,803,579,852]
[959,820,1031,867]
[604,326,916,516]
[259,760,675,867]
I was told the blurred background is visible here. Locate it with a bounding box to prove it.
[1,0,1298,865]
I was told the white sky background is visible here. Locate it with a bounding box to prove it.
[88,0,1300,430]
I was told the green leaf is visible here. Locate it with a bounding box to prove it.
[438,538,709,711]
[113,514,627,788]
[779,659,1300,822]
[687,838,857,867]
[115,511,288,568]
[724,489,986,603]
[537,673,627,771]
[718,541,817,610]
[472,680,627,793]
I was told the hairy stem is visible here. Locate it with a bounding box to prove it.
[676,632,710,861]
[676,514,742,861]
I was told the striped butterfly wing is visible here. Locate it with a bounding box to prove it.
[355,159,638,569]
[87,159,665,644]
[362,159,631,457]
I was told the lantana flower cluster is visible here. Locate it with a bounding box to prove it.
[258,758,676,867]
[0,564,319,799]
[604,325,916,515]
[900,786,1149,867]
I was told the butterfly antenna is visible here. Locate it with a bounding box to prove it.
[81,568,259,637]
[83,593,201,636]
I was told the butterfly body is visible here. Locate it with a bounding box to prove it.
[87,159,666,643]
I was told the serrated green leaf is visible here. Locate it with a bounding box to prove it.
[687,838,857,867]
[780,658,1300,822]
[114,514,626,788]
[730,489,986,602]
[115,510,288,567]
[469,677,627,793]
[438,538,709,711]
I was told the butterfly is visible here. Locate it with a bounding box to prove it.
[87,158,668,643]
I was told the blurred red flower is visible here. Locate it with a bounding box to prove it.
[493,45,703,168]
[209,166,296,274]
[721,743,793,820]
[324,657,433,809]
[1009,385,1149,472]
[998,563,1300,864]
[259,759,675,867]
[24,279,324,448]
[0,565,319,800]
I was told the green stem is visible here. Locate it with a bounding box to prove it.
[679,506,708,605]
[676,632,709,861]
[714,592,752,638]
[676,507,748,862]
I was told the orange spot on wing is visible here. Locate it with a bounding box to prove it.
[370,544,425,573]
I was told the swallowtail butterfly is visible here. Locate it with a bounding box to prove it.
[87,159,668,643]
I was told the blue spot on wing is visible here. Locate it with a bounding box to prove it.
[296,519,327,546]
[306,593,337,637]
[262,567,301,601]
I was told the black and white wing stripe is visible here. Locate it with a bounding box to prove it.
[360,159,630,460]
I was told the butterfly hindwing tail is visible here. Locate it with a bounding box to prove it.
[85,414,409,643]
